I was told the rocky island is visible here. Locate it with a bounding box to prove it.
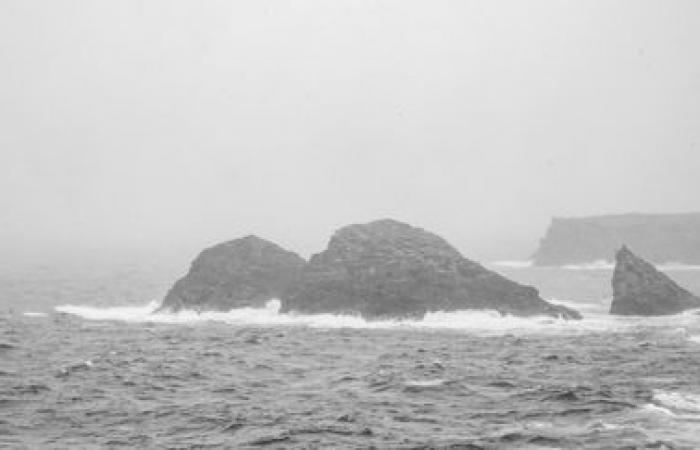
[610,246,700,315]
[532,213,700,266]
[157,219,582,319]
[281,219,581,319]
[156,236,305,312]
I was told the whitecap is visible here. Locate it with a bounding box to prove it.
[653,390,700,414]
[490,260,533,268]
[51,298,642,336]
[23,312,48,317]
[53,296,700,336]
[562,260,614,270]
[657,263,700,271]
[556,260,700,272]
[547,298,609,314]
[587,420,623,431]
[404,379,447,387]
[640,403,677,417]
[55,301,162,322]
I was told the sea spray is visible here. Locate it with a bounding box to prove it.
[53,298,700,336]
[491,260,700,272]
[491,260,534,268]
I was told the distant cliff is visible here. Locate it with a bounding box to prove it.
[532,213,700,266]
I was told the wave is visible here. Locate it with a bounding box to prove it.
[491,260,533,268]
[55,301,164,322]
[657,263,700,271]
[640,403,677,417]
[562,260,615,270]
[630,391,700,448]
[640,390,700,422]
[559,261,700,271]
[653,390,700,414]
[52,298,700,336]
[547,298,610,314]
[57,300,575,333]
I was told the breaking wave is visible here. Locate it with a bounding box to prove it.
[57,300,578,333]
[641,390,700,421]
[491,260,533,268]
[51,299,700,336]
[653,390,700,414]
[538,261,700,271]
[489,260,615,270]
[657,263,700,271]
[562,260,615,270]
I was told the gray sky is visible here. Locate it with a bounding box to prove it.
[1,0,699,261]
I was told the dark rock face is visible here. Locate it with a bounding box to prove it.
[610,246,700,315]
[281,219,581,320]
[532,213,700,266]
[157,236,305,312]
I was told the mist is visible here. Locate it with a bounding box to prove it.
[2,0,699,263]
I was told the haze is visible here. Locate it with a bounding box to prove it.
[2,1,699,263]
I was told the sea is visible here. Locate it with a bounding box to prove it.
[3,254,700,449]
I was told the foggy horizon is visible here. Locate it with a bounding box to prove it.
[3,1,700,262]
[5,4,700,447]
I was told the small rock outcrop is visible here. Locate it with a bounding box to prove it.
[532,213,700,266]
[610,246,700,315]
[281,219,581,319]
[157,236,305,312]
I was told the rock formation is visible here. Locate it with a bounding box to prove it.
[157,236,305,312]
[281,219,581,319]
[610,246,700,315]
[532,213,700,266]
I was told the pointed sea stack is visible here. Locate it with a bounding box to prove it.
[610,246,700,315]
[157,236,305,312]
[281,219,581,320]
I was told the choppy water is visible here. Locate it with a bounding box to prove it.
[3,257,700,448]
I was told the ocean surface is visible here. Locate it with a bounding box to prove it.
[3,255,700,449]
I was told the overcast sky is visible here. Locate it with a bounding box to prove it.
[1,0,699,261]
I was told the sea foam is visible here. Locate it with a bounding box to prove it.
[562,261,700,271]
[492,260,700,271]
[562,260,615,270]
[653,390,700,414]
[657,263,700,271]
[51,298,696,336]
[640,390,700,422]
[491,260,533,268]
